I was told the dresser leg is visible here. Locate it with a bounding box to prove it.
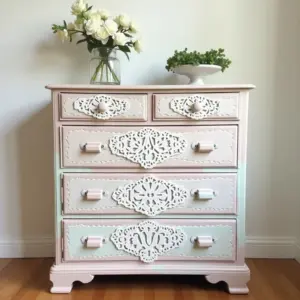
[50,271,94,293]
[205,270,250,294]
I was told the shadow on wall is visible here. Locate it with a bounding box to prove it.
[34,34,90,84]
[16,103,54,256]
[35,33,189,85]
[268,0,300,236]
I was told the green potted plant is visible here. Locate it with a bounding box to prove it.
[165,48,232,85]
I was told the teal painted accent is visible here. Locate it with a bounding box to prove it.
[54,153,62,238]
[66,223,234,260]
[236,162,247,247]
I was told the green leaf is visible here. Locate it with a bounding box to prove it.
[118,45,131,53]
[122,51,130,60]
[86,5,93,11]
[77,38,87,45]
[124,33,133,38]
[87,43,94,53]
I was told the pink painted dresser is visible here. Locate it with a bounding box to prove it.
[46,84,254,294]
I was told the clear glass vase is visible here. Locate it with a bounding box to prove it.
[89,47,120,85]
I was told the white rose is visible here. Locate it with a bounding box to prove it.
[113,32,127,46]
[85,15,103,35]
[57,29,69,42]
[115,14,131,28]
[134,40,142,53]
[83,9,95,19]
[67,22,75,31]
[129,21,138,33]
[99,9,110,20]
[71,0,86,16]
[104,19,118,35]
[85,9,109,20]
[94,27,110,44]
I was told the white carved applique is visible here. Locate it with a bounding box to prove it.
[110,221,186,263]
[108,128,187,169]
[170,95,220,120]
[111,176,187,216]
[73,95,129,120]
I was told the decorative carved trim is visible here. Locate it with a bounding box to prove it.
[108,128,187,169]
[73,95,129,119]
[111,176,188,216]
[170,95,220,120]
[64,175,236,214]
[110,221,186,262]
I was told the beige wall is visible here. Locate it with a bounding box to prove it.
[0,0,299,257]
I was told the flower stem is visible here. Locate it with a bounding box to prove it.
[106,61,120,84]
[91,60,103,83]
[90,54,120,84]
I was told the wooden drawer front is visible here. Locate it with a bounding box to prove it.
[61,126,238,169]
[60,93,148,121]
[153,93,239,121]
[63,219,236,262]
[63,173,237,216]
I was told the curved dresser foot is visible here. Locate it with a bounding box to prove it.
[50,267,94,293]
[205,270,250,294]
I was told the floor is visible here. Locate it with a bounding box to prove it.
[0,259,300,299]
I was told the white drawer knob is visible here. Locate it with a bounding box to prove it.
[81,143,102,153]
[196,236,213,248]
[98,102,108,113]
[193,142,216,153]
[82,189,105,201]
[192,189,214,200]
[81,236,106,248]
[192,101,202,112]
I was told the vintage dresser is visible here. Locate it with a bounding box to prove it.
[46,84,254,294]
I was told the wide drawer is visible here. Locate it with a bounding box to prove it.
[63,173,237,215]
[61,126,238,169]
[63,219,236,262]
[153,93,239,121]
[59,93,148,121]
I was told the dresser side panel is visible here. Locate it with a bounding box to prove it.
[236,91,250,264]
[53,91,63,265]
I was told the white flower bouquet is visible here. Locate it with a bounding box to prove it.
[52,0,142,84]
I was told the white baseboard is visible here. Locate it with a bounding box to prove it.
[0,237,54,258]
[295,239,300,263]
[0,236,298,259]
[245,236,296,259]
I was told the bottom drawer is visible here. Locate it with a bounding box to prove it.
[63,219,236,263]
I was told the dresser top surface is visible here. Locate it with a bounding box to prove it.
[46,84,255,92]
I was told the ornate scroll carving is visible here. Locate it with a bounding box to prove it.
[108,128,187,169]
[110,221,186,262]
[170,95,220,120]
[73,95,129,119]
[112,176,187,216]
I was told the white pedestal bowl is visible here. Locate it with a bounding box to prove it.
[173,64,222,85]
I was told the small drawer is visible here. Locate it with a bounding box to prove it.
[59,93,148,121]
[63,173,237,216]
[63,219,236,262]
[61,125,238,169]
[153,93,239,121]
